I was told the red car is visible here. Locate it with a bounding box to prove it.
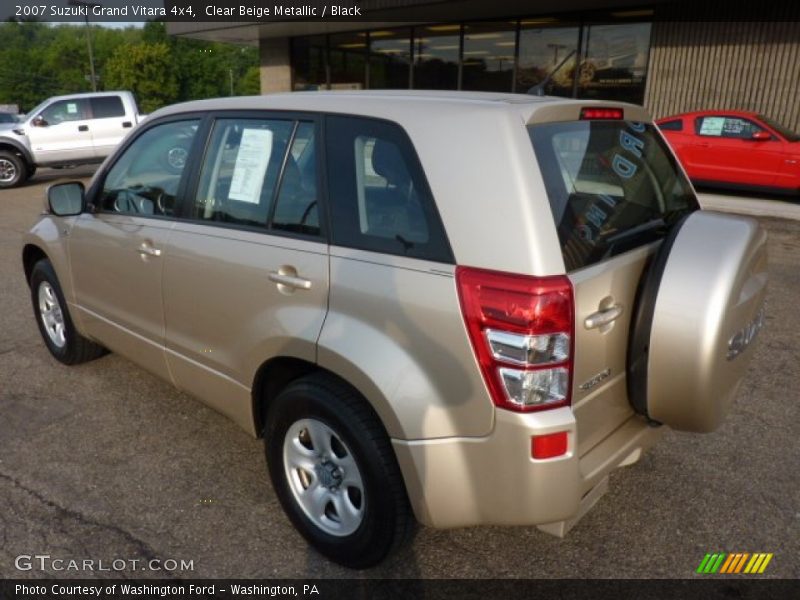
[656,110,800,195]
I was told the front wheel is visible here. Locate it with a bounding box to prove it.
[30,259,106,365]
[0,150,27,188]
[265,374,413,569]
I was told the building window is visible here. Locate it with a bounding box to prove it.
[329,32,367,90]
[577,22,652,105]
[517,22,581,96]
[461,22,516,92]
[291,35,327,90]
[412,25,460,90]
[288,16,652,102]
[369,28,412,89]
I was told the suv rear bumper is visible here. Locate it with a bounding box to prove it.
[392,407,663,529]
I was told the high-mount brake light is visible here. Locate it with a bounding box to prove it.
[456,266,574,413]
[580,107,624,120]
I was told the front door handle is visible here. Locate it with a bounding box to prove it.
[78,125,89,132]
[584,304,623,329]
[122,121,132,128]
[137,244,162,257]
[269,271,311,290]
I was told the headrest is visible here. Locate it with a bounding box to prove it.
[371,139,409,185]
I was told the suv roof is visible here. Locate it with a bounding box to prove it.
[150,91,650,124]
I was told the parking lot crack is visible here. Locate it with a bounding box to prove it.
[0,469,172,576]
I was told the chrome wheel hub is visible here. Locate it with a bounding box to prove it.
[0,158,17,183]
[283,418,365,537]
[38,281,66,348]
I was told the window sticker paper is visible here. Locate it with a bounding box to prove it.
[228,128,273,204]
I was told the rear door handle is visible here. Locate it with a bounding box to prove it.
[122,121,132,128]
[137,244,162,257]
[584,304,623,329]
[78,125,89,132]
[269,271,311,290]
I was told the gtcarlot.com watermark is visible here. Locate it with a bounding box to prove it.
[15,554,194,573]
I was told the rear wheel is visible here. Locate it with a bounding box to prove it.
[0,150,27,188]
[30,259,106,365]
[265,374,413,568]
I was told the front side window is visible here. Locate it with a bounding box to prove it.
[326,115,452,262]
[193,118,294,229]
[40,99,88,125]
[696,116,766,139]
[530,120,698,271]
[99,120,199,216]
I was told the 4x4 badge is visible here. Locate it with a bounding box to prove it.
[580,368,611,391]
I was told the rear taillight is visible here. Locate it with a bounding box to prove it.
[456,266,574,412]
[580,107,624,120]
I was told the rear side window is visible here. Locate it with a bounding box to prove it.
[658,119,683,131]
[530,120,698,272]
[193,118,294,229]
[91,96,125,119]
[326,115,452,263]
[271,121,320,237]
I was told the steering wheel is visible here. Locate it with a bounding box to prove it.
[112,189,140,214]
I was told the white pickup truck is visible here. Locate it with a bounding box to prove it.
[0,91,142,188]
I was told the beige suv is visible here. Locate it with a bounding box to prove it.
[22,92,767,568]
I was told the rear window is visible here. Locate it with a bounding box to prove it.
[530,120,698,272]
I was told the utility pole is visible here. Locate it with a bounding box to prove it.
[68,0,102,92]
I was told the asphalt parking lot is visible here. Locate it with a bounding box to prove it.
[1,168,798,579]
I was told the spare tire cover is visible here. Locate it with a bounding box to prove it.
[628,211,768,433]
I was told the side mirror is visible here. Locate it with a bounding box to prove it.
[32,115,48,127]
[750,131,771,141]
[47,182,85,216]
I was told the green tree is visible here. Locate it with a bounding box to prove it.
[104,42,179,113]
[0,20,259,112]
[238,66,261,95]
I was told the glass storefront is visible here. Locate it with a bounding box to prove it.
[291,16,652,104]
[329,32,367,90]
[461,22,516,92]
[369,29,412,89]
[517,22,580,96]
[413,25,461,90]
[578,22,652,103]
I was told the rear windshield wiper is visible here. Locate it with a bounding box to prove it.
[604,217,667,246]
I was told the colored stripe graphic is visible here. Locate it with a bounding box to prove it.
[697,553,727,573]
[734,553,749,573]
[698,552,773,574]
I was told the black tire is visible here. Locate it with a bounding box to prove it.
[30,259,106,365]
[627,215,688,420]
[0,150,28,189]
[265,373,413,569]
[26,163,37,179]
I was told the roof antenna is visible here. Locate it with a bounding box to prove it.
[527,49,577,96]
